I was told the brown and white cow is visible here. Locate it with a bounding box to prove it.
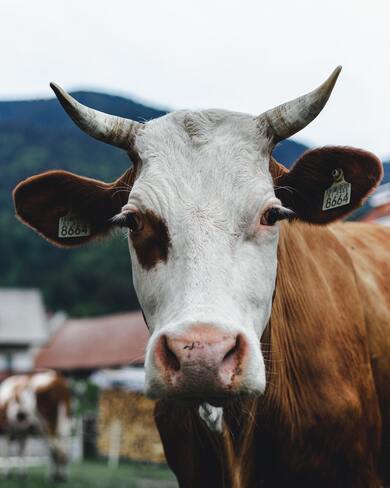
[0,371,71,481]
[12,67,390,486]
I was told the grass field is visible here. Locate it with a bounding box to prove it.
[1,460,177,488]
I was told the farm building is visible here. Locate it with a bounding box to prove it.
[0,288,49,377]
[35,311,165,463]
[35,311,149,372]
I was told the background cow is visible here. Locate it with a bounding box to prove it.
[12,67,390,486]
[0,371,71,481]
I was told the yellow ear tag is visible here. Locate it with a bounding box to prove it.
[58,212,91,238]
[322,168,351,211]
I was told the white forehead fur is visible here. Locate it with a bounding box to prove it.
[131,110,274,219]
[136,109,271,169]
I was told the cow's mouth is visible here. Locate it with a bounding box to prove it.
[16,411,27,422]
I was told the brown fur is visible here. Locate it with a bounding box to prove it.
[155,400,239,488]
[130,209,171,270]
[35,376,71,436]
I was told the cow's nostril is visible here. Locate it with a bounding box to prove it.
[162,336,181,372]
[222,335,241,364]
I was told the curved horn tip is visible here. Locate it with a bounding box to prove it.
[261,65,343,142]
[333,65,342,76]
[49,83,70,105]
[323,65,342,90]
[49,82,61,95]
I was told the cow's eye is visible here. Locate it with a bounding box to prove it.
[122,212,144,233]
[260,207,295,226]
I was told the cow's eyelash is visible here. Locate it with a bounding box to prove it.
[111,212,128,226]
[260,206,295,226]
[111,211,144,232]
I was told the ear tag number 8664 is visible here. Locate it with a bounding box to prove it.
[322,168,351,211]
[58,213,91,238]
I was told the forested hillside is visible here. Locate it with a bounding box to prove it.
[0,92,387,316]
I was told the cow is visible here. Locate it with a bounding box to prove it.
[0,371,71,481]
[12,66,390,486]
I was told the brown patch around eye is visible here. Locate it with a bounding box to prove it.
[130,210,171,270]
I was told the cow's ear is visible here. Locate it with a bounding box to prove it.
[13,168,134,247]
[273,147,383,224]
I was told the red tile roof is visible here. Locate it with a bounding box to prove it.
[35,311,149,371]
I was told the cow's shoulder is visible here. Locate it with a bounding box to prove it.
[330,222,390,317]
[329,222,390,367]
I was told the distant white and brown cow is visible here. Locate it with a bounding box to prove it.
[12,67,390,486]
[0,371,70,481]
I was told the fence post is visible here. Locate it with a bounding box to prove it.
[108,420,122,469]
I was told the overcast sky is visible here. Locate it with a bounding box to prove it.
[1,0,390,157]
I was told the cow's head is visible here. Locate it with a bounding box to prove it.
[13,67,382,403]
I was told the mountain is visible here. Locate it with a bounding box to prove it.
[0,91,386,316]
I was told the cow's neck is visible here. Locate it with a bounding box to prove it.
[261,220,366,430]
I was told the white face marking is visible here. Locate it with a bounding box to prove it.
[0,373,56,430]
[122,110,280,397]
[0,376,28,408]
[0,376,37,428]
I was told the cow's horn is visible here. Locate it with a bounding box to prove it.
[258,66,342,142]
[50,83,142,150]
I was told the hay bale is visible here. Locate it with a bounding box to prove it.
[98,390,166,463]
